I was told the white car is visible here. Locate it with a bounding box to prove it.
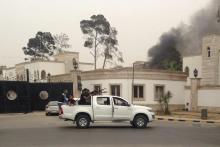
[45,101,62,116]
[59,95,155,128]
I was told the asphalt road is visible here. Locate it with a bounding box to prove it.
[0,113,219,147]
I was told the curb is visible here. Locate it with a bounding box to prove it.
[0,112,45,118]
[156,116,220,124]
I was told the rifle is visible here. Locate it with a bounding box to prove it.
[90,88,107,96]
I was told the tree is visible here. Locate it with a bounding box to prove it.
[53,33,71,53]
[80,14,110,70]
[22,31,56,60]
[159,91,172,115]
[101,27,124,69]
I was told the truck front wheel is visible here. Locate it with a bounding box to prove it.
[133,115,148,128]
[130,121,135,127]
[76,115,90,128]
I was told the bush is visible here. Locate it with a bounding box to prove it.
[159,91,172,115]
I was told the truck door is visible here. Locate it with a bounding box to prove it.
[93,97,112,121]
[112,97,131,121]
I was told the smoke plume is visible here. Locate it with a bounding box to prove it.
[149,0,220,58]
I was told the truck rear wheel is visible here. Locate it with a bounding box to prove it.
[133,115,148,128]
[76,115,90,128]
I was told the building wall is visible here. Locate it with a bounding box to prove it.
[15,63,26,81]
[24,61,65,82]
[50,74,73,82]
[80,68,187,111]
[183,35,220,86]
[82,79,185,105]
[53,51,79,73]
[201,35,220,85]
[198,88,220,108]
[184,88,191,110]
[219,51,220,85]
[184,84,220,112]
[183,55,202,85]
[3,52,93,82]
[78,63,94,71]
[2,67,16,81]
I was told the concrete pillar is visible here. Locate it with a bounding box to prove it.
[190,78,201,111]
[71,70,81,98]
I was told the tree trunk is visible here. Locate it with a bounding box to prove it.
[164,103,170,115]
[94,31,98,70]
[102,55,107,69]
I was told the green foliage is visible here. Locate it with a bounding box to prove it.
[80,15,110,35]
[159,91,172,115]
[22,31,56,60]
[80,14,123,69]
[102,27,124,69]
[53,33,71,53]
[80,14,111,69]
[162,60,182,71]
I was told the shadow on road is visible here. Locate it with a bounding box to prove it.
[58,125,155,130]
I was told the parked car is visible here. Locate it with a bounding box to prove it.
[45,101,62,116]
[59,95,155,128]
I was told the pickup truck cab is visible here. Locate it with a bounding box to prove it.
[59,95,155,128]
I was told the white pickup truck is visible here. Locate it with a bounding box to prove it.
[59,95,155,128]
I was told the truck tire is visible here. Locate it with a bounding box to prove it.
[133,115,148,128]
[76,115,90,128]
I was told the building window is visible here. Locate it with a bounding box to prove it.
[133,85,144,100]
[41,70,46,79]
[184,66,189,76]
[110,85,121,96]
[154,85,165,101]
[94,84,101,92]
[207,47,211,57]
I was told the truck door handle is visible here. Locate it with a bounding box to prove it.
[114,108,118,110]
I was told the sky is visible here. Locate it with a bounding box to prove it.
[0,0,211,68]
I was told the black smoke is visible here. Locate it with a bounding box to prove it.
[148,0,220,70]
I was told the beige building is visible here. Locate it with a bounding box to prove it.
[51,67,187,111]
[1,35,220,112]
[50,35,220,112]
[1,51,93,82]
[183,34,220,112]
[183,34,220,86]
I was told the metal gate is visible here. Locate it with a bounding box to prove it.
[0,81,73,113]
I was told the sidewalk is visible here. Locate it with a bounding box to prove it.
[156,111,220,124]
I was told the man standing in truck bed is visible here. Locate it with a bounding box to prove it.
[78,88,91,105]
